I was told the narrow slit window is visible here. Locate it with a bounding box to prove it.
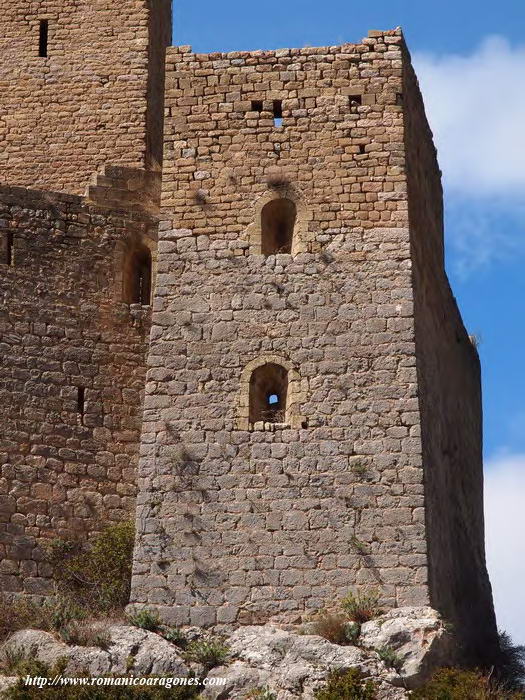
[124,245,152,305]
[273,100,283,127]
[359,144,366,155]
[39,20,49,58]
[5,232,14,266]
[77,387,85,418]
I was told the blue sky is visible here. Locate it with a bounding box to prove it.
[172,1,525,643]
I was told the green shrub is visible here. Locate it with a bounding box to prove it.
[185,639,229,672]
[376,645,403,671]
[58,621,111,650]
[162,627,189,649]
[340,590,381,623]
[4,679,201,699]
[0,595,89,644]
[314,668,378,700]
[410,668,523,699]
[128,609,161,632]
[495,631,525,691]
[46,520,135,613]
[312,612,360,646]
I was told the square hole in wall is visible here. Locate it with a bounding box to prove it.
[273,100,283,127]
[251,100,263,113]
[349,94,362,107]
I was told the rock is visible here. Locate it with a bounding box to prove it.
[0,677,18,694]
[359,606,454,688]
[202,625,406,700]
[0,609,454,698]
[1,625,188,677]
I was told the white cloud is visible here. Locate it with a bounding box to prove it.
[484,454,525,645]
[414,37,525,197]
[412,39,525,274]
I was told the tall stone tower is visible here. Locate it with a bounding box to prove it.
[0,2,171,597]
[0,0,172,195]
[130,29,497,664]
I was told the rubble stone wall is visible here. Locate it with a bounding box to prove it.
[131,30,433,627]
[0,185,154,595]
[0,0,172,196]
[402,55,499,664]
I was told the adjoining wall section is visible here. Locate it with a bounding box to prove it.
[0,186,155,596]
[401,53,498,664]
[0,0,172,196]
[131,31,432,627]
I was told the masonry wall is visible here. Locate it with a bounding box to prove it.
[402,55,498,664]
[130,31,433,627]
[0,0,172,196]
[0,186,154,595]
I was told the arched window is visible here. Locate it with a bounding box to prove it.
[261,198,296,255]
[124,245,152,305]
[249,363,288,424]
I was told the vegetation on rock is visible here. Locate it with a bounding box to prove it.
[314,668,378,699]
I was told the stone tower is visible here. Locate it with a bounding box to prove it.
[129,29,497,664]
[0,0,172,195]
[0,2,171,597]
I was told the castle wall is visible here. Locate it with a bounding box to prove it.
[130,31,432,627]
[402,56,498,663]
[0,0,172,196]
[0,186,154,595]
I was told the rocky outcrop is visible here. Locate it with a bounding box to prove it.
[0,607,455,698]
[203,625,406,699]
[1,625,188,677]
[360,606,455,689]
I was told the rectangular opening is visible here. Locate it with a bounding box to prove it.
[396,92,404,106]
[77,387,85,418]
[359,144,366,155]
[5,232,14,266]
[251,100,263,113]
[39,20,49,57]
[349,94,362,107]
[273,100,283,127]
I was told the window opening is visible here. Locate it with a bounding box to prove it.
[251,100,263,113]
[77,387,85,420]
[349,94,362,107]
[261,198,296,255]
[39,20,49,57]
[249,363,288,424]
[125,246,152,305]
[273,100,283,127]
[5,232,14,266]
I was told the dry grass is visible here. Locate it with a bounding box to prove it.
[340,589,381,624]
[311,611,352,645]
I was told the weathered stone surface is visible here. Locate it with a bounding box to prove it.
[0,187,155,595]
[203,625,406,699]
[0,2,171,195]
[360,607,454,688]
[0,677,17,695]
[0,3,498,668]
[1,625,188,677]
